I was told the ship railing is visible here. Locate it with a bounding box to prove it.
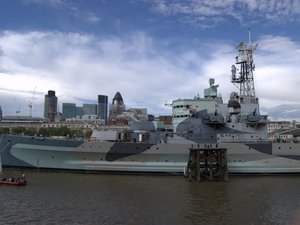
[217,133,268,143]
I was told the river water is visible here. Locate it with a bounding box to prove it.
[1,169,300,225]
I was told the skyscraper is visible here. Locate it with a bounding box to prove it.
[62,103,76,120]
[83,104,97,115]
[97,95,108,124]
[44,90,57,122]
[76,106,83,118]
[109,92,126,125]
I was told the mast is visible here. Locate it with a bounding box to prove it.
[231,29,258,97]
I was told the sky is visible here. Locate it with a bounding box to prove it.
[0,0,300,121]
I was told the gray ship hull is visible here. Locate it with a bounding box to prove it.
[1,134,300,174]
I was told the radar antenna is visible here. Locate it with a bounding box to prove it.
[231,29,258,97]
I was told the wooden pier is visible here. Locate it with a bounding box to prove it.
[185,144,228,182]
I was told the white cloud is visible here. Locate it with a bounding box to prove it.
[152,0,300,26]
[250,34,300,120]
[22,0,101,25]
[1,30,300,121]
[86,13,101,24]
[0,31,206,117]
[259,35,299,53]
[23,0,67,8]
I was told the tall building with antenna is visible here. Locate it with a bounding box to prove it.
[44,90,58,122]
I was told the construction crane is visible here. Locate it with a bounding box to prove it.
[28,87,37,117]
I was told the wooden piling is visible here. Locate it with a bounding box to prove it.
[185,144,228,182]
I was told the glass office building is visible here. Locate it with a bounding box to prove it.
[62,103,76,120]
[83,104,97,115]
[97,95,108,124]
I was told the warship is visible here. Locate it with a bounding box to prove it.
[1,35,300,174]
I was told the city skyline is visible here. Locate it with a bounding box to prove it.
[1,1,300,120]
[52,92,126,121]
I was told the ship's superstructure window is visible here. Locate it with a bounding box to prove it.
[173,114,191,118]
[173,104,192,109]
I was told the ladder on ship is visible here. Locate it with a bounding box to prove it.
[185,144,228,182]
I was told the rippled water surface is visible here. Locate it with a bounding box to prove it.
[1,170,300,225]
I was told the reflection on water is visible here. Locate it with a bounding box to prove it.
[1,169,300,225]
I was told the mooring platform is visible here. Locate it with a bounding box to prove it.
[185,144,228,182]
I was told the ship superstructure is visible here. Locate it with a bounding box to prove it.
[170,32,267,144]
